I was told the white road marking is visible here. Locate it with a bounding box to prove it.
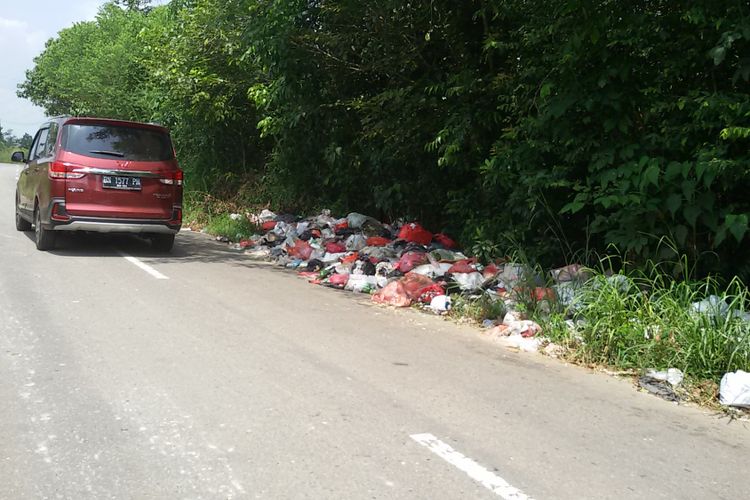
[119,252,169,280]
[410,433,532,500]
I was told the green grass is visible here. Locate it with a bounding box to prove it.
[0,145,22,163]
[204,213,257,241]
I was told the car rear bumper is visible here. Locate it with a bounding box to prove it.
[42,198,181,235]
[52,218,180,234]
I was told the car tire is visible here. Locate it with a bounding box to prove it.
[15,193,31,231]
[151,233,175,252]
[34,206,56,251]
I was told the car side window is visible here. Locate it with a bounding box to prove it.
[43,123,58,158]
[32,128,49,161]
[28,130,42,161]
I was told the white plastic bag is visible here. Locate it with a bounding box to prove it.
[720,370,750,407]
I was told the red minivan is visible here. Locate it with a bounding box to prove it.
[13,117,183,251]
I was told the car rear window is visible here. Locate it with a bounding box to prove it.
[61,123,174,161]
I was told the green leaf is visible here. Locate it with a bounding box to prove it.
[666,194,681,216]
[641,163,659,190]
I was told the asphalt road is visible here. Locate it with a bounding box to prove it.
[1,162,749,500]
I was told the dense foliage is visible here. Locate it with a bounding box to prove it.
[18,0,750,278]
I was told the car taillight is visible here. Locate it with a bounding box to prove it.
[160,170,183,186]
[49,161,85,180]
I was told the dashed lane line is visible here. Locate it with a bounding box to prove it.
[119,252,169,280]
[410,433,533,500]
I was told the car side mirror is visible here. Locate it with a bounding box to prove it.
[11,151,25,163]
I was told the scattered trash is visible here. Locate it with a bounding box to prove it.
[345,274,378,293]
[719,370,750,408]
[550,264,589,283]
[638,368,685,402]
[644,368,684,387]
[229,213,243,221]
[500,335,542,352]
[690,295,730,320]
[428,295,452,313]
[543,342,564,358]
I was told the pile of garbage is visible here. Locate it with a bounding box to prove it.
[231,209,572,333]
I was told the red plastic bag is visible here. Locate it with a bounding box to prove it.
[328,273,350,287]
[341,252,359,264]
[483,263,500,279]
[366,236,391,247]
[334,221,349,231]
[447,259,477,274]
[401,272,436,300]
[398,223,432,246]
[396,251,427,273]
[261,221,277,232]
[325,242,346,254]
[433,233,457,249]
[417,283,445,304]
[372,281,412,307]
[239,239,255,249]
[288,240,313,260]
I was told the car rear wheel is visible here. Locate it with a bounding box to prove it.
[34,206,56,251]
[15,193,31,231]
[151,233,175,252]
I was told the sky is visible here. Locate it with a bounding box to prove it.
[0,0,166,138]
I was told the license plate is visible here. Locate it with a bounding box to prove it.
[102,175,141,190]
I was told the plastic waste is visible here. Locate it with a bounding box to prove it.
[372,281,412,307]
[453,272,485,292]
[418,284,445,304]
[288,239,313,260]
[428,295,452,313]
[361,246,398,261]
[401,273,437,300]
[396,252,428,273]
[429,249,467,262]
[497,264,526,289]
[328,273,350,287]
[345,274,378,293]
[345,234,367,251]
[690,295,730,320]
[258,209,277,222]
[500,335,542,352]
[229,213,243,221]
[365,236,390,247]
[447,259,478,274]
[433,233,458,249]
[398,223,432,246]
[644,368,684,387]
[550,264,589,283]
[346,212,369,229]
[719,370,750,407]
[411,263,451,279]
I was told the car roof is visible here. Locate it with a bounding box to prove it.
[51,116,169,133]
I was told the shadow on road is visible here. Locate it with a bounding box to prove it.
[22,230,279,270]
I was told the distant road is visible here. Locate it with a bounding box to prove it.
[1,162,748,499]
